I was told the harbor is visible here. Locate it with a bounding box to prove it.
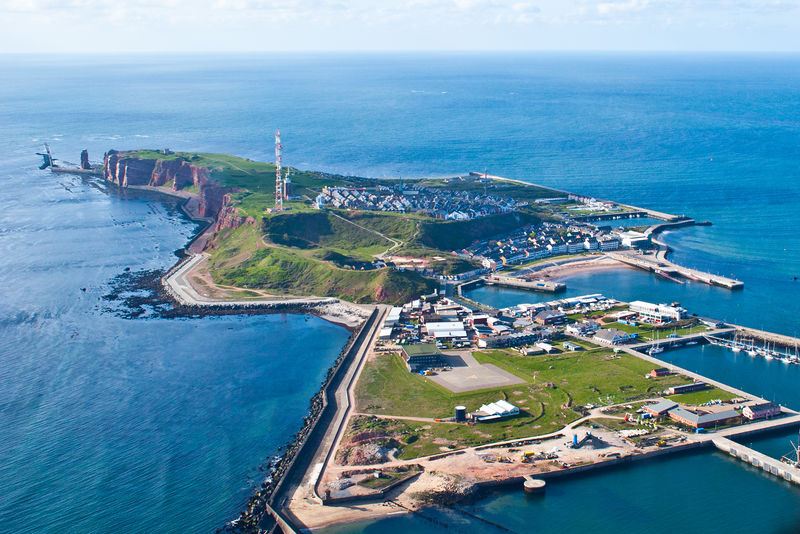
[268,289,800,533]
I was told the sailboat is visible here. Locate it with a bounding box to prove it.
[781,431,800,468]
[746,338,758,357]
[648,331,664,355]
[730,332,743,353]
[763,341,774,360]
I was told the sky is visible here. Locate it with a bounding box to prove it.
[0,0,799,53]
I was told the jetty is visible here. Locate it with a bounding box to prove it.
[608,251,744,290]
[713,436,800,486]
[484,274,566,293]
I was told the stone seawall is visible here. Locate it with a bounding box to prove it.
[216,309,378,534]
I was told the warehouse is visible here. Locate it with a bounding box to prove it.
[477,331,539,349]
[644,400,678,417]
[668,407,741,429]
[668,382,707,395]
[401,344,445,372]
[534,309,567,326]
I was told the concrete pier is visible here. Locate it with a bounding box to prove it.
[713,436,800,485]
[484,274,566,293]
[608,251,744,290]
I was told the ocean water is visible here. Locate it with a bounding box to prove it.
[1,53,799,532]
[0,151,351,532]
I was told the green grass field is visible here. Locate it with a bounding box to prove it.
[667,388,738,405]
[117,150,570,301]
[350,347,698,457]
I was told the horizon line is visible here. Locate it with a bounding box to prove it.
[2,49,800,56]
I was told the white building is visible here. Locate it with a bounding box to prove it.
[599,237,621,251]
[384,306,402,327]
[593,328,631,345]
[470,400,520,422]
[629,301,687,324]
[617,230,650,249]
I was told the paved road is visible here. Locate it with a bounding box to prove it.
[164,252,338,307]
[288,305,389,503]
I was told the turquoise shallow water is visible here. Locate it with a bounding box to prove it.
[1,53,799,532]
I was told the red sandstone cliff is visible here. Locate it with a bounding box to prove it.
[215,195,256,231]
[103,151,253,234]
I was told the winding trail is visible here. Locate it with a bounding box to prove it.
[326,210,403,259]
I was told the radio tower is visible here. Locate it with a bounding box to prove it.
[274,130,284,211]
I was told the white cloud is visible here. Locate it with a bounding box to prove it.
[0,0,798,51]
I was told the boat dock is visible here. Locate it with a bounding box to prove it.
[484,274,566,293]
[627,328,735,351]
[608,251,744,290]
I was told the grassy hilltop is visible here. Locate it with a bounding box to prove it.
[123,149,561,304]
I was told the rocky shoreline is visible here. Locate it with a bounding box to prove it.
[100,265,368,331]
[215,311,377,534]
[93,165,380,533]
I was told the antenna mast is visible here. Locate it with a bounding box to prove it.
[274,130,284,211]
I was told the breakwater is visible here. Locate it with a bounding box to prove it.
[214,308,379,533]
[484,274,566,293]
[607,251,744,289]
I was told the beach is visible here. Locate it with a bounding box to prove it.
[519,255,633,282]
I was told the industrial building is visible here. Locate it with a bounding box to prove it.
[667,382,708,395]
[629,300,687,324]
[668,407,741,429]
[401,344,445,372]
[644,400,678,417]
[384,306,403,327]
[476,331,540,349]
[423,321,468,340]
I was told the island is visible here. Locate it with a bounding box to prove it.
[43,146,800,534]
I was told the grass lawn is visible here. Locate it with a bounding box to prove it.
[208,226,436,304]
[667,388,738,405]
[351,347,699,457]
[357,466,422,489]
[472,348,690,407]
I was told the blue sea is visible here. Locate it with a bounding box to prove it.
[1,53,799,533]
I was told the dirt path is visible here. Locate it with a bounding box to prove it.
[326,210,403,259]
